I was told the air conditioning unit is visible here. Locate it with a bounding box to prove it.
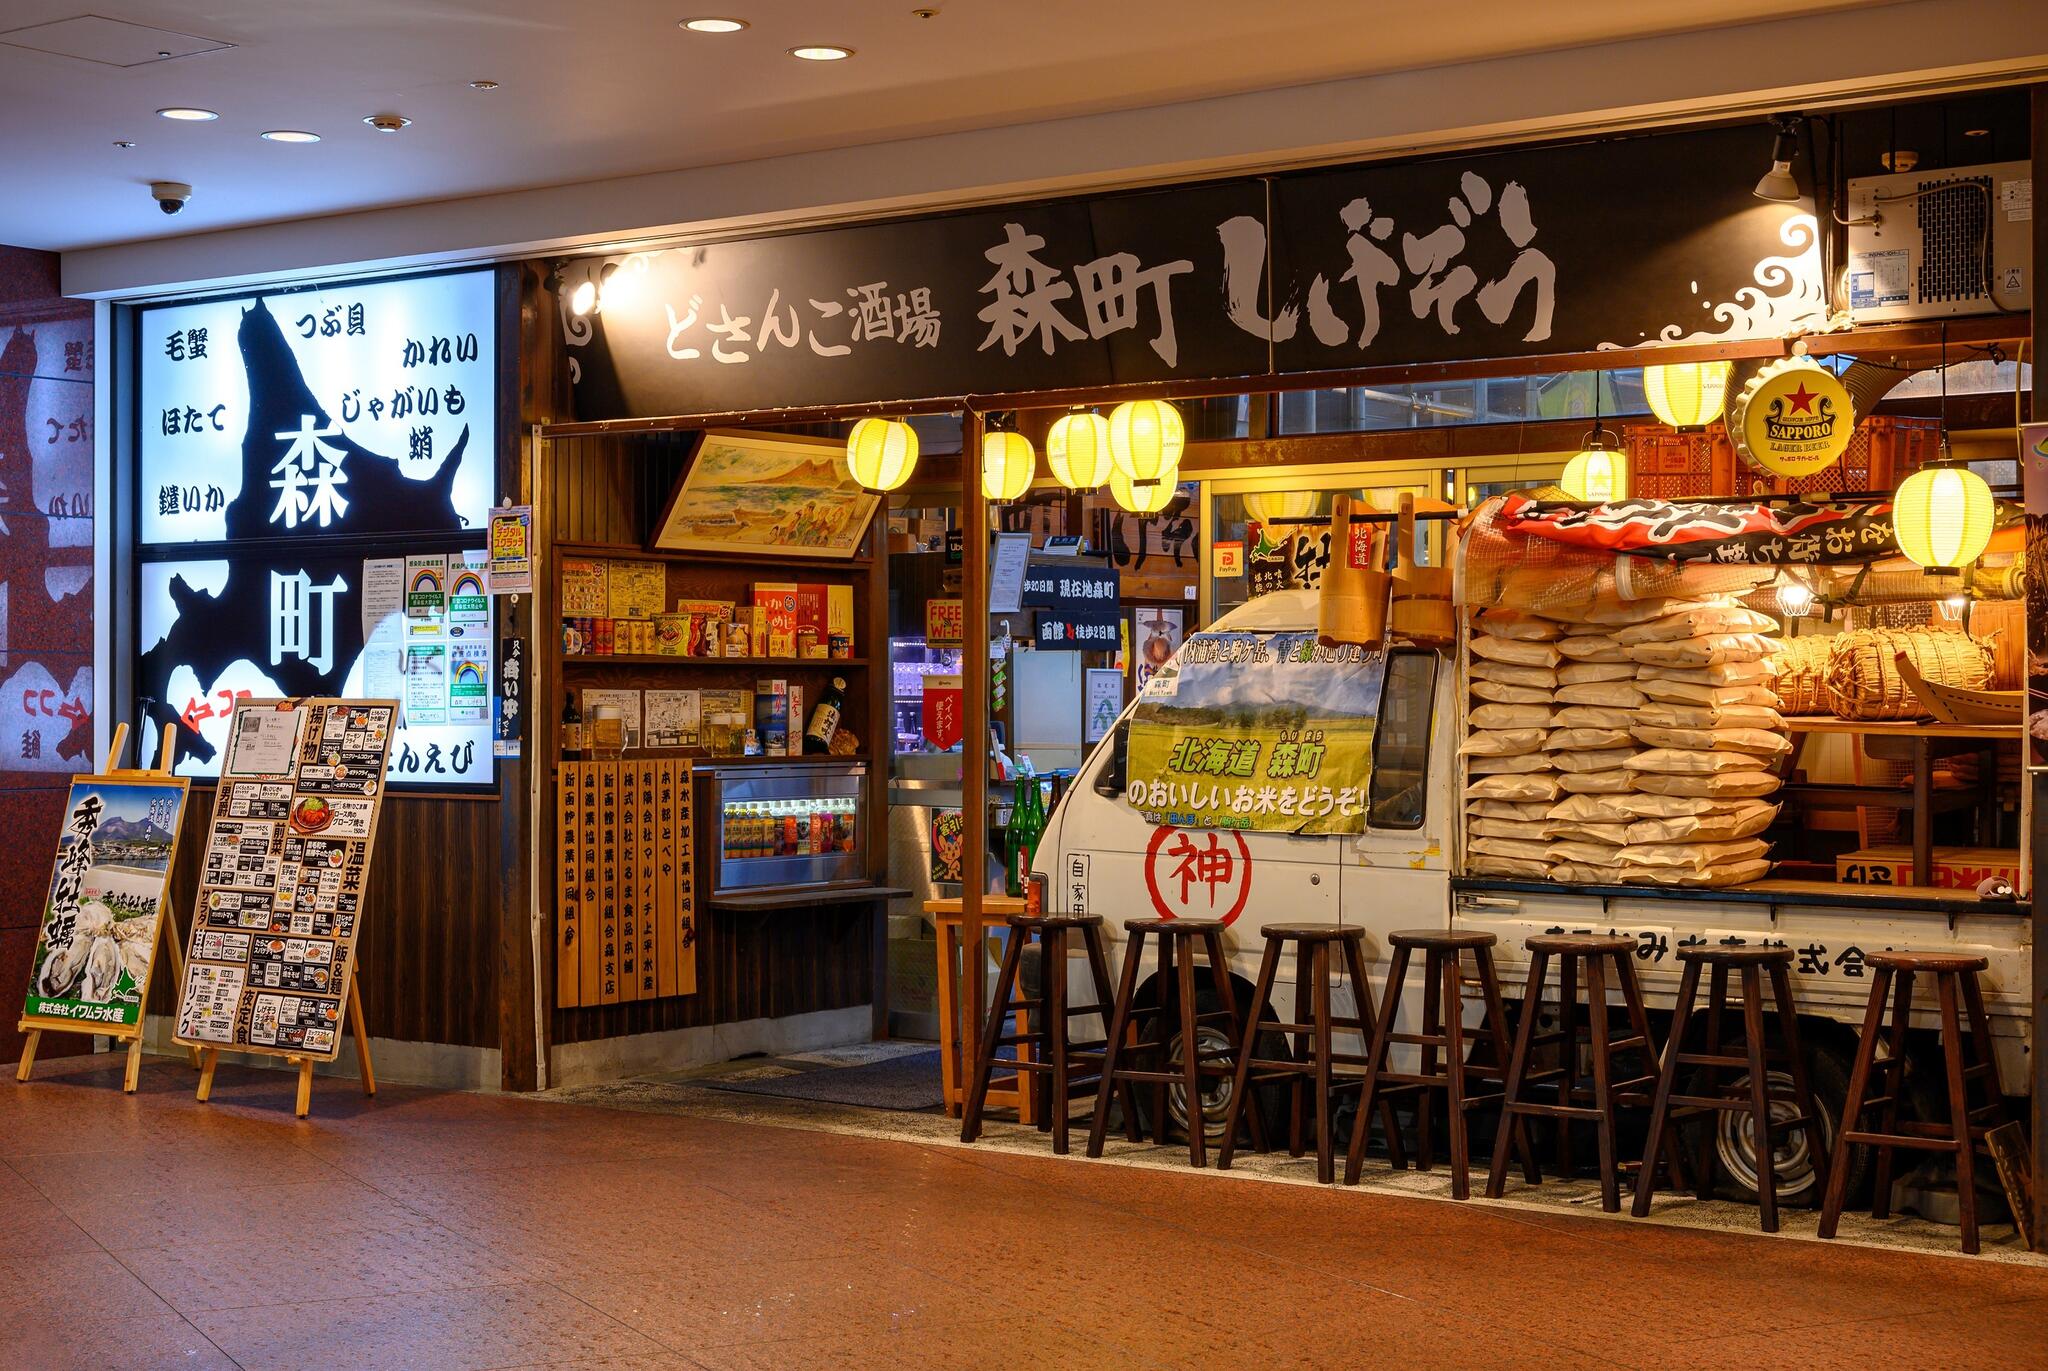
[1843,160,2030,321]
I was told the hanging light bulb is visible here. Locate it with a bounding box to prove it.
[1894,465,1995,572]
[1774,576,1815,619]
[1106,399,1184,484]
[1643,360,1732,429]
[981,430,1035,503]
[843,417,919,493]
[1242,489,1321,526]
[1110,463,1178,514]
[1045,411,1111,489]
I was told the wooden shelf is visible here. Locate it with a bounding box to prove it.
[1785,718,2018,739]
[555,540,873,572]
[564,654,869,668]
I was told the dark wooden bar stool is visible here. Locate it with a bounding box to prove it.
[1212,923,1388,1184]
[960,913,1126,1155]
[1086,917,1248,1167]
[1817,949,2008,1254]
[1342,928,1533,1198]
[1485,933,1677,1212]
[1630,944,1828,1232]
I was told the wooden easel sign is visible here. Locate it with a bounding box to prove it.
[171,698,395,1118]
[16,725,192,1093]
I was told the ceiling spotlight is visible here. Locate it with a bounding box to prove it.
[363,113,412,133]
[156,107,218,121]
[682,17,748,32]
[569,280,597,317]
[1964,127,1991,138]
[1753,114,1802,203]
[113,140,136,149]
[788,44,853,60]
[468,79,499,91]
[260,130,321,143]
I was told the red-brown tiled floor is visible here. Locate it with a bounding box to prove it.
[6,1053,2046,1371]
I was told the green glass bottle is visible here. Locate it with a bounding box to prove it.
[1006,767,1045,898]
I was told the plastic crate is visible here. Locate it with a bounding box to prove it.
[1623,415,1940,499]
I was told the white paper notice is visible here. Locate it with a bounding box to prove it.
[361,557,406,700]
[989,531,1030,615]
[581,688,643,750]
[224,706,304,777]
[645,689,701,748]
[405,644,448,725]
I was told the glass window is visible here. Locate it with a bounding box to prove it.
[1367,651,1438,830]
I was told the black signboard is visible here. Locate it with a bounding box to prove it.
[560,124,1822,418]
[1021,560,1120,611]
[1034,610,1121,651]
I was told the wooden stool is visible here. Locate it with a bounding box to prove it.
[1213,923,1385,1184]
[1344,928,1533,1199]
[927,897,1032,1120]
[1086,917,1248,1167]
[1630,944,1829,1232]
[1817,949,2007,1254]
[960,914,1124,1155]
[1485,932,1675,1212]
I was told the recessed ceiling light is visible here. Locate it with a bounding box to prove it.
[469,79,499,91]
[788,44,852,61]
[1964,127,1991,137]
[157,107,218,121]
[364,113,412,133]
[682,17,748,32]
[260,129,321,143]
[113,140,136,149]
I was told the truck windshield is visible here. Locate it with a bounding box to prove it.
[1113,630,1387,835]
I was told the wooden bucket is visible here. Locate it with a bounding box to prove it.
[1387,493,1454,648]
[1317,493,1388,648]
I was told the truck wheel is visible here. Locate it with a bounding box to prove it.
[1685,1033,1861,1208]
[1136,985,1288,1146]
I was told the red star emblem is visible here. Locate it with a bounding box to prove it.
[1785,383,1818,414]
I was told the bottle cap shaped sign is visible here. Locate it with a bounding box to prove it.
[1728,357,1855,479]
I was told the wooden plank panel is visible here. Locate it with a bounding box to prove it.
[636,761,658,999]
[676,761,697,997]
[655,761,675,999]
[620,759,640,1002]
[601,761,621,1004]
[556,766,580,1009]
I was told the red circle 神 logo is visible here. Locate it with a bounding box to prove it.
[1143,825,1253,924]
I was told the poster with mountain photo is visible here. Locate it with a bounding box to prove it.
[651,430,878,559]
[22,777,190,1031]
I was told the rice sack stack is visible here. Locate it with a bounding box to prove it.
[1464,611,1563,880]
[1609,600,1788,887]
[1467,596,1789,889]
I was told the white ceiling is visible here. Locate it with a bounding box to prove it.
[0,0,1901,252]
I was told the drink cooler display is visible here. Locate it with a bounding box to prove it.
[710,761,866,893]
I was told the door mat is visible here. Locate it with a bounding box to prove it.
[703,1048,945,1111]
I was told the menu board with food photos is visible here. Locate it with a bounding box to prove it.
[555,759,697,1008]
[172,698,396,1062]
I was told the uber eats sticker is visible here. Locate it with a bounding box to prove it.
[1124,631,1383,834]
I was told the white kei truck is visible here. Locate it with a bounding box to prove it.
[1032,588,2030,1210]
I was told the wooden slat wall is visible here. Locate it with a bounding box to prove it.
[153,788,501,1049]
[543,429,879,1047]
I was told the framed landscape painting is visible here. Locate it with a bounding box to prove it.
[651,430,880,560]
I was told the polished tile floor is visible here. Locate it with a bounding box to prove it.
[7,1050,2047,1371]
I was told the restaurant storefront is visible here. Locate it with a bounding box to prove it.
[49,75,2047,1246]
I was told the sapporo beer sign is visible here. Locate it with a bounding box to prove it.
[1730,357,1855,479]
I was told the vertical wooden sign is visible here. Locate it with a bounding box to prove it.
[556,767,582,1009]
[554,758,698,1006]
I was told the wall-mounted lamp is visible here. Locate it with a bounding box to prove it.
[1754,115,1802,203]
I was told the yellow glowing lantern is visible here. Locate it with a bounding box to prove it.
[1894,465,1995,572]
[1107,399,1184,484]
[981,431,1036,503]
[1243,489,1320,525]
[843,417,919,493]
[1644,359,1732,429]
[1110,463,1179,514]
[1560,445,1629,503]
[1045,411,1112,489]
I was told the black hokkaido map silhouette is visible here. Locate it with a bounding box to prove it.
[139,297,472,768]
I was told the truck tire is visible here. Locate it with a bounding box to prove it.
[1134,984,1289,1147]
[1683,1030,1862,1209]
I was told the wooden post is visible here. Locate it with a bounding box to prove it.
[960,409,989,1078]
[2028,80,2047,1254]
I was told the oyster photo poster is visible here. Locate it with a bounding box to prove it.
[22,777,190,1030]
[173,697,397,1062]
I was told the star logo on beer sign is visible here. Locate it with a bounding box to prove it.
[1785,382,1819,414]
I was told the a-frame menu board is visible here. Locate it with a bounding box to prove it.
[172,698,395,1115]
